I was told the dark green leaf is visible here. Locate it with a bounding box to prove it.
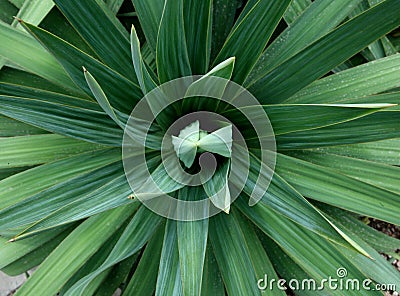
[156,0,191,82]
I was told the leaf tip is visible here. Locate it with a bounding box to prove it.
[13,16,23,23]
[82,66,87,73]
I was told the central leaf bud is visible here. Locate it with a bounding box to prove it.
[171,120,233,169]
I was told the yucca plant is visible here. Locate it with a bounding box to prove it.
[0,0,400,295]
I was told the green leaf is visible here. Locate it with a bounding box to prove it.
[0,81,97,108]
[0,21,76,90]
[237,199,380,296]
[130,25,158,94]
[209,210,261,295]
[0,167,29,182]
[39,6,99,59]
[177,187,209,296]
[123,226,164,296]
[7,0,24,9]
[0,149,120,211]
[65,207,162,296]
[350,0,396,61]
[0,95,123,146]
[276,111,400,149]
[285,53,400,104]
[0,1,18,24]
[183,57,235,112]
[320,206,400,254]
[156,0,191,82]
[0,225,70,269]
[247,0,362,85]
[251,0,400,103]
[234,153,371,256]
[94,255,138,296]
[0,115,44,136]
[334,92,400,109]
[0,67,85,97]
[156,219,183,296]
[321,209,400,288]
[210,0,238,61]
[2,228,71,276]
[226,103,391,137]
[288,150,400,195]
[54,0,137,82]
[83,68,126,129]
[0,134,104,168]
[172,121,200,168]
[14,205,136,296]
[200,244,224,296]
[131,0,165,53]
[261,235,332,296]
[234,211,286,296]
[276,153,400,225]
[183,0,212,74]
[172,121,233,169]
[0,162,123,234]
[313,138,400,165]
[284,0,311,24]
[104,0,125,14]
[213,0,292,83]
[198,125,233,157]
[20,21,142,113]
[18,175,136,237]
[134,154,185,200]
[58,226,128,295]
